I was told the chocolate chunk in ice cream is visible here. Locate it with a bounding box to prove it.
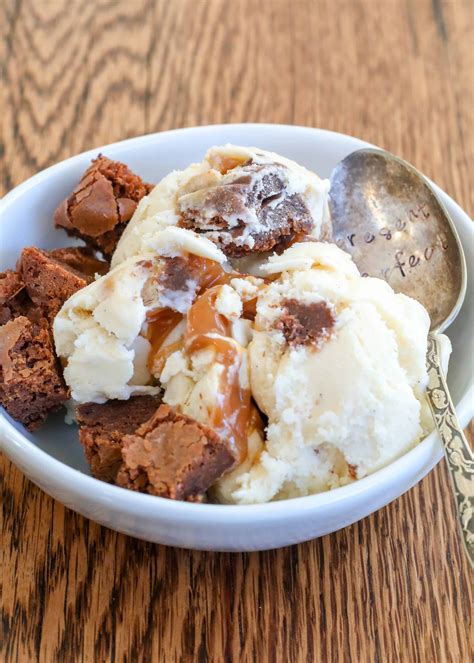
[275,298,335,347]
[76,396,162,483]
[0,316,69,430]
[116,405,236,501]
[159,256,197,292]
[179,162,314,257]
[54,155,153,257]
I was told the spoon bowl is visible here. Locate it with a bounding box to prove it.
[330,149,466,332]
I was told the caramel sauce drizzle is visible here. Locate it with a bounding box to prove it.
[146,309,183,374]
[145,255,266,462]
[145,256,233,372]
[185,285,253,463]
[208,153,251,175]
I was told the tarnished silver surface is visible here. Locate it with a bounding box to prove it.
[330,147,471,567]
[427,334,474,569]
[330,149,466,332]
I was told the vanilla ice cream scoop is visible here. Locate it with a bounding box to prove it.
[53,230,226,403]
[112,145,331,266]
[220,242,451,504]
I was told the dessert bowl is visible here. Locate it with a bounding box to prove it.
[0,124,472,552]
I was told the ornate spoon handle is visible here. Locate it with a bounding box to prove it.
[426,333,474,568]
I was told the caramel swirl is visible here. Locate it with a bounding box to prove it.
[185,285,252,462]
[145,254,265,461]
[146,308,183,374]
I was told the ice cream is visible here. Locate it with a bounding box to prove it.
[52,144,447,506]
[112,144,331,266]
[53,230,227,403]
[56,234,446,503]
[213,242,448,504]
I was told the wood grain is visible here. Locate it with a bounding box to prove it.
[1,1,472,661]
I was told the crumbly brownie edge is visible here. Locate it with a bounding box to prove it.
[0,316,69,430]
[116,405,236,501]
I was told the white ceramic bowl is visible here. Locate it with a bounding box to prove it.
[1,124,472,552]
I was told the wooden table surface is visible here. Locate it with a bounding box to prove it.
[1,1,472,661]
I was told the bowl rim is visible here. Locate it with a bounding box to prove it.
[1,122,473,519]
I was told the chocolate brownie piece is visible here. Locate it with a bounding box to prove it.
[116,405,236,501]
[0,247,102,325]
[18,246,98,321]
[48,246,109,277]
[76,396,162,483]
[0,270,24,303]
[54,155,153,258]
[0,316,69,430]
[0,270,27,325]
[179,162,314,257]
[275,299,336,347]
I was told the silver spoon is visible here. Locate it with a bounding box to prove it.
[330,148,473,567]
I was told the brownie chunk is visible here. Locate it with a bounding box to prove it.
[0,270,24,303]
[179,162,314,257]
[116,405,236,501]
[0,270,28,325]
[18,246,102,321]
[48,246,109,277]
[0,316,69,430]
[1,247,104,326]
[76,396,162,483]
[54,155,153,257]
[275,299,336,347]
